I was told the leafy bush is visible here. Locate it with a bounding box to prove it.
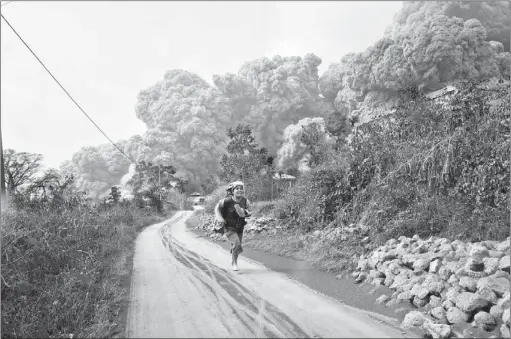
[273,162,348,230]
[1,194,174,338]
[251,200,279,217]
[277,78,510,247]
[346,79,511,244]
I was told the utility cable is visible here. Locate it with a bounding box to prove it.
[1,14,184,200]
[1,14,138,164]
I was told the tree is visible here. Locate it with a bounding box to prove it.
[324,104,352,150]
[220,124,270,182]
[3,149,44,193]
[127,161,186,212]
[300,123,334,169]
[220,124,276,201]
[24,169,75,202]
[200,174,220,195]
[24,168,70,198]
[107,186,121,204]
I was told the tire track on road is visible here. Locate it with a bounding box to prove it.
[128,212,412,338]
[160,221,312,338]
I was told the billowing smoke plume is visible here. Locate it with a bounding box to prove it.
[133,70,234,190]
[214,54,336,155]
[118,163,137,200]
[320,5,511,124]
[276,117,334,172]
[386,1,511,52]
[59,142,131,201]
[58,2,511,194]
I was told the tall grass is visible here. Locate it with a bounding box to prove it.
[1,196,174,338]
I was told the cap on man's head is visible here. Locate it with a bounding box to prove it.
[227,181,244,192]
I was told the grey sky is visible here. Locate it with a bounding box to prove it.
[1,1,403,169]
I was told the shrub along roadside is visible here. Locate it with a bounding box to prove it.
[1,197,174,338]
[269,79,509,268]
[225,79,509,277]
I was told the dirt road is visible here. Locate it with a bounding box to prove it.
[126,211,414,338]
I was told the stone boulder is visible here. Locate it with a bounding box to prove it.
[483,257,501,275]
[442,300,454,311]
[422,321,452,339]
[500,324,510,338]
[495,238,510,252]
[446,307,469,324]
[455,292,490,313]
[429,296,442,308]
[376,294,390,304]
[431,307,445,320]
[352,235,510,338]
[477,286,498,304]
[500,255,510,273]
[498,292,510,309]
[413,258,432,271]
[490,305,504,319]
[402,311,432,328]
[473,311,497,331]
[429,259,442,274]
[503,308,510,327]
[469,245,490,260]
[459,277,478,292]
[489,250,505,259]
[477,276,510,297]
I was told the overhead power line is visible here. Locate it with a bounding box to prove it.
[0,14,183,202]
[0,14,138,165]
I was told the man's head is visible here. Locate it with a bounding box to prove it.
[227,181,244,198]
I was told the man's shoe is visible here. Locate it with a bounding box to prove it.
[232,263,239,271]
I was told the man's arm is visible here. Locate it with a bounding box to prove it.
[214,199,225,224]
[244,199,252,218]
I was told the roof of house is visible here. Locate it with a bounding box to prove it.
[425,85,457,100]
[273,173,296,180]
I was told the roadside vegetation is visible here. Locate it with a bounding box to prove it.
[202,78,510,273]
[279,80,506,269]
[1,158,183,338]
[3,2,510,336]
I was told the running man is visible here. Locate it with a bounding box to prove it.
[214,181,252,271]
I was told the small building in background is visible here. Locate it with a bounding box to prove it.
[424,85,458,104]
[271,173,296,200]
[272,173,296,187]
[188,192,204,205]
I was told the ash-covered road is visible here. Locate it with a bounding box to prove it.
[126,211,413,338]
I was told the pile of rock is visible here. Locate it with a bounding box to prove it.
[194,213,279,241]
[195,213,215,233]
[352,235,510,338]
[245,217,279,235]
